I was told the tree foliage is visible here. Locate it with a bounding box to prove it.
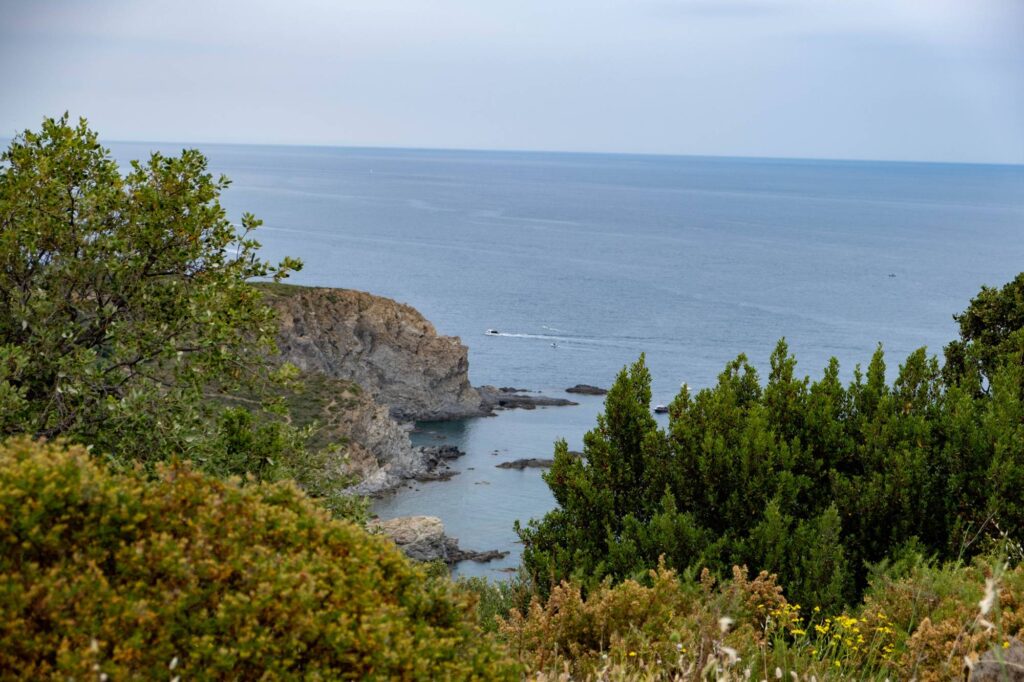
[519,277,1024,611]
[0,115,301,467]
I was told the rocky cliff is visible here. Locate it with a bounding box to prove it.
[282,372,457,495]
[260,283,484,422]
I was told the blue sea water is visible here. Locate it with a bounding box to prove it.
[110,143,1024,576]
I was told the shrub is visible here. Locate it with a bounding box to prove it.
[500,561,787,679]
[500,555,1024,681]
[519,275,1024,610]
[0,438,517,679]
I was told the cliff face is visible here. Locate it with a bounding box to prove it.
[282,372,438,495]
[261,283,484,422]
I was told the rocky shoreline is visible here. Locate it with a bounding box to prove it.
[260,282,595,563]
[369,516,510,565]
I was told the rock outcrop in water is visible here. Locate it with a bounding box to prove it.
[566,384,608,395]
[478,386,578,410]
[369,515,509,564]
[260,283,485,422]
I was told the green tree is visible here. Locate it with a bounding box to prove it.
[0,115,300,466]
[944,272,1024,391]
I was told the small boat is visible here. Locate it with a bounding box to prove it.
[485,329,500,335]
[653,405,669,414]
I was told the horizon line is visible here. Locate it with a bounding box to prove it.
[2,130,1022,168]
[106,138,1024,169]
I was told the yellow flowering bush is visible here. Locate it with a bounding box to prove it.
[500,562,787,678]
[0,438,517,680]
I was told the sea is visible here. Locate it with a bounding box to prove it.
[108,142,1024,577]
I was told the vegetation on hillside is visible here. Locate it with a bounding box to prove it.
[2,117,1022,680]
[0,438,517,679]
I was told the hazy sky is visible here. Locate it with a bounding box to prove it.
[1,0,1022,163]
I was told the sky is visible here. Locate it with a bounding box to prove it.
[1,0,1022,163]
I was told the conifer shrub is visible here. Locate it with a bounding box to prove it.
[518,274,1024,612]
[0,438,517,680]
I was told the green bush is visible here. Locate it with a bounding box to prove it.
[518,275,1024,612]
[0,438,517,679]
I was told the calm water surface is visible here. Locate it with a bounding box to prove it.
[110,143,1024,576]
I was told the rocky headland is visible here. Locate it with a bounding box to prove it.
[261,283,484,422]
[258,282,579,497]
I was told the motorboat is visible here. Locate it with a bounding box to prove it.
[653,405,669,414]
[485,329,500,335]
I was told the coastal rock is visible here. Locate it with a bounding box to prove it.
[447,546,509,563]
[265,372,431,496]
[496,451,583,469]
[262,283,485,421]
[496,458,555,469]
[565,384,608,395]
[478,385,578,411]
[370,516,449,562]
[370,515,509,564]
[968,638,1024,681]
[419,445,466,462]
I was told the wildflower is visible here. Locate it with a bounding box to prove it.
[775,666,783,679]
[169,656,179,670]
[676,643,683,651]
[813,606,821,613]
[791,629,806,637]
[1004,641,1011,649]
[629,651,637,657]
[719,616,734,633]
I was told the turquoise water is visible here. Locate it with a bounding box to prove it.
[111,143,1024,575]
